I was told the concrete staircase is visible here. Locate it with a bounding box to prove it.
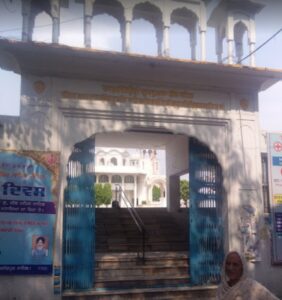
[63,252,216,299]
[63,208,217,299]
[95,208,188,253]
[94,251,189,289]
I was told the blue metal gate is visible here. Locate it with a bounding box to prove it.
[63,137,96,290]
[189,137,224,285]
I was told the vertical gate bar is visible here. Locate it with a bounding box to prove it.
[189,138,224,285]
[63,138,95,291]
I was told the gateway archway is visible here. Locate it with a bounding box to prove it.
[62,130,224,290]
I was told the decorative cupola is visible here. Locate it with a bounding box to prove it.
[208,0,264,66]
[22,0,60,43]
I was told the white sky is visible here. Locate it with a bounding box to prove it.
[0,0,282,132]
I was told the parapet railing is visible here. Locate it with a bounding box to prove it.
[114,184,146,264]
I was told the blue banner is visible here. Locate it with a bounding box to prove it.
[268,133,282,263]
[0,150,59,275]
[272,157,282,166]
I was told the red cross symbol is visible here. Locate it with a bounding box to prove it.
[274,142,282,152]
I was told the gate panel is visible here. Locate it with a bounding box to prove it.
[63,138,95,290]
[189,137,224,285]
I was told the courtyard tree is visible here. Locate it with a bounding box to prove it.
[103,183,112,207]
[152,185,161,201]
[94,183,113,207]
[180,179,189,206]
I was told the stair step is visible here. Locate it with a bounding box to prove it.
[94,275,190,289]
[96,260,187,268]
[95,266,189,279]
[63,285,217,300]
[96,243,188,253]
[94,208,190,293]
[96,251,188,267]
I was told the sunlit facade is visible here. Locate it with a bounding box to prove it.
[95,148,166,207]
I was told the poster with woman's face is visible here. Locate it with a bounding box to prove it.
[0,150,59,275]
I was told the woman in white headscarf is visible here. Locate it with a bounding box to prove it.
[217,251,280,300]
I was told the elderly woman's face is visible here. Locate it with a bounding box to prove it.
[225,252,243,285]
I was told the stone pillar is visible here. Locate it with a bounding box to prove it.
[124,20,131,52]
[168,175,180,212]
[199,3,207,62]
[162,12,170,57]
[22,0,31,41]
[84,0,95,48]
[190,29,196,60]
[163,25,170,57]
[249,18,256,67]
[227,39,233,64]
[52,17,60,43]
[123,7,133,53]
[227,14,234,64]
[121,175,125,193]
[216,27,223,63]
[51,0,60,43]
[148,185,152,205]
[249,42,255,67]
[156,28,163,57]
[134,175,137,206]
[200,29,206,61]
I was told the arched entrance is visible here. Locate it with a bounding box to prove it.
[62,132,224,290]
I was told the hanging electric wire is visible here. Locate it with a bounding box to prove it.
[238,27,282,64]
[0,16,84,34]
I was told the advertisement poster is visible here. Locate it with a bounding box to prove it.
[267,133,282,264]
[0,150,59,275]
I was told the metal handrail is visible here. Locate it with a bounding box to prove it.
[114,184,146,264]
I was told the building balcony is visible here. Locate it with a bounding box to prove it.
[95,165,146,175]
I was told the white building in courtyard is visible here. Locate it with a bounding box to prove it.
[95,148,166,207]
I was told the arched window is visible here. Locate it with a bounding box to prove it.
[111,157,118,166]
[124,175,134,183]
[112,175,122,183]
[60,0,84,47]
[170,23,191,59]
[170,8,198,60]
[99,175,109,183]
[91,14,122,51]
[131,2,162,56]
[234,21,248,64]
[32,11,52,43]
[100,158,105,165]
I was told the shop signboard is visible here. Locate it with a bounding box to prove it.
[268,133,282,264]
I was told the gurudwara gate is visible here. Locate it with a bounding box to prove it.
[1,0,282,299]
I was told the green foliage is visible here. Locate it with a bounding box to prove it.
[103,183,112,206]
[180,179,189,204]
[152,185,161,201]
[95,183,103,207]
[94,183,112,207]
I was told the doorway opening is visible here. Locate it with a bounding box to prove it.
[62,131,224,290]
